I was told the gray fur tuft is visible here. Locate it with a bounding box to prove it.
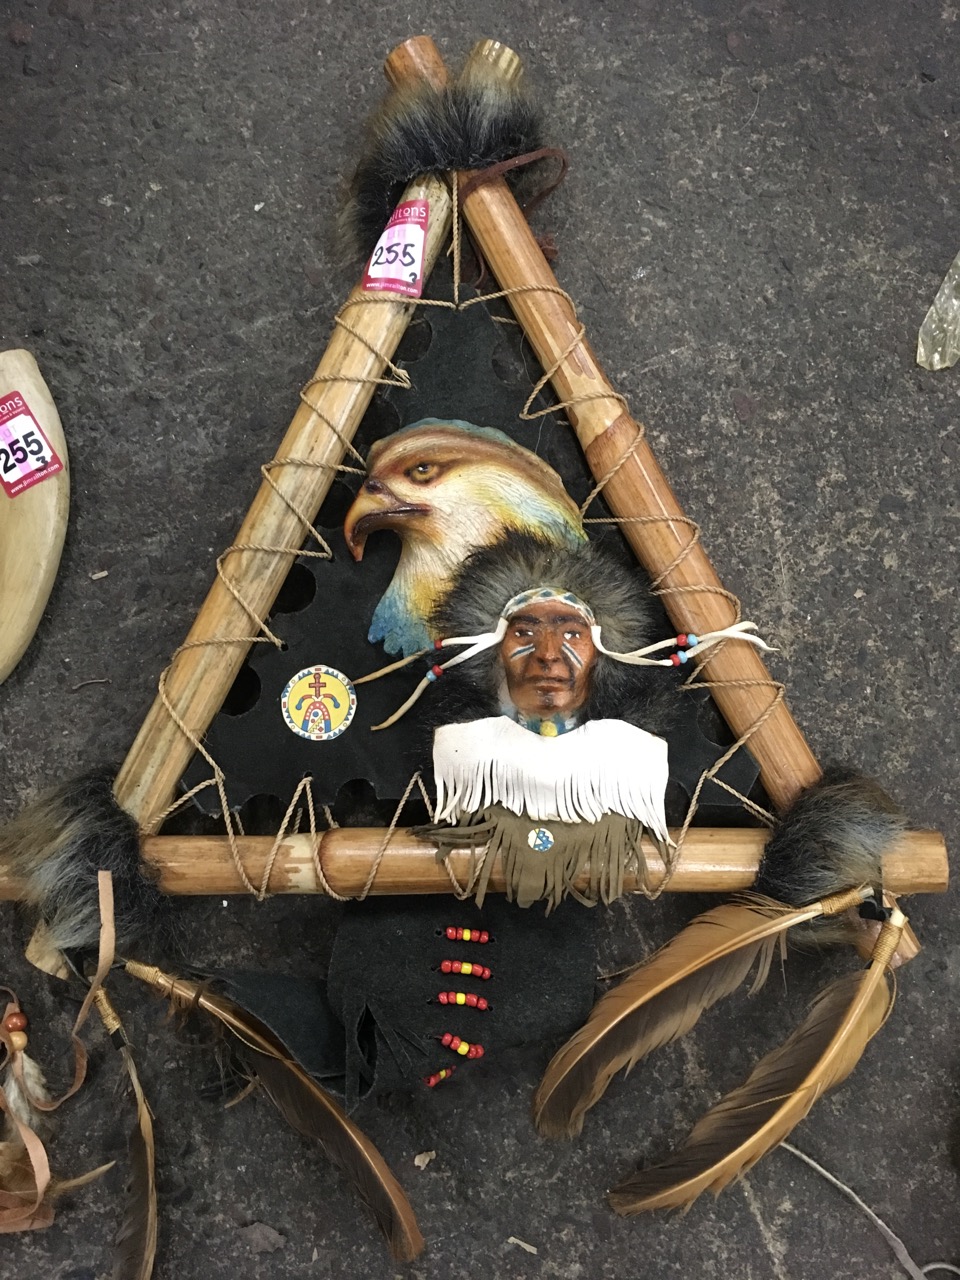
[0,767,163,952]
[340,62,542,261]
[755,767,907,906]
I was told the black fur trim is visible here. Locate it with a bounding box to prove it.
[422,533,677,741]
[754,767,907,906]
[0,766,164,952]
[340,62,542,261]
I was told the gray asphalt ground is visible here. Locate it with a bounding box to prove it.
[1,2,957,1278]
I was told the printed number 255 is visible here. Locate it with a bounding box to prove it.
[0,430,45,473]
[371,242,416,268]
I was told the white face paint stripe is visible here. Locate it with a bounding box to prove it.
[507,643,536,661]
[561,642,584,668]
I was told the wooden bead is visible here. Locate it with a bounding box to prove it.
[7,1030,28,1053]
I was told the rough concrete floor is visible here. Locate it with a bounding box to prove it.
[1,1,958,1277]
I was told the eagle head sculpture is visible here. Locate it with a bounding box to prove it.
[344,419,587,656]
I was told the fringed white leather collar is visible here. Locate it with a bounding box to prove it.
[433,716,671,838]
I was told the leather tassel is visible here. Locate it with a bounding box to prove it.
[532,887,868,1139]
[608,907,904,1214]
[124,962,424,1263]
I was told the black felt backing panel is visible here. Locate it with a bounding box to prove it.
[326,895,599,1097]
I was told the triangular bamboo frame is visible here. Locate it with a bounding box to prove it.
[85,37,942,911]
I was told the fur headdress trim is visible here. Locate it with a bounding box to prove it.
[357,536,771,729]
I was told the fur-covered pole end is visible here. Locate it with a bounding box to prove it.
[340,55,543,262]
[754,767,908,915]
[0,768,162,953]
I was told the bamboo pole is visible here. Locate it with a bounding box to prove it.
[112,39,524,835]
[0,828,942,901]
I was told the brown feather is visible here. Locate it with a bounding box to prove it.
[237,1043,424,1262]
[533,895,834,1139]
[112,1046,157,1280]
[608,917,901,1214]
[126,965,423,1263]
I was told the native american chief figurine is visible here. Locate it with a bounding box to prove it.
[417,533,772,910]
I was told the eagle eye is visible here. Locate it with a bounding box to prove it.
[406,461,440,484]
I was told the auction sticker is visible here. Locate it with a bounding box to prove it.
[361,200,429,298]
[280,665,357,742]
[0,391,63,498]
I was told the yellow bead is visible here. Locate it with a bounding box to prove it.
[463,929,472,941]
[539,720,559,737]
[8,1030,28,1053]
[462,962,473,975]
[456,992,466,1005]
[457,1041,470,1055]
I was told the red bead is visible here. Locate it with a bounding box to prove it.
[431,665,444,679]
[445,927,457,940]
[441,960,453,973]
[479,931,489,944]
[434,639,444,649]
[452,960,462,973]
[438,992,449,1004]
[4,1012,27,1033]
[468,1044,484,1059]
[424,1066,456,1087]
[477,998,489,1011]
[677,634,688,647]
[441,1032,453,1047]
[449,1036,461,1051]
[670,653,682,666]
[480,966,491,980]
[456,927,464,939]
[465,993,478,1007]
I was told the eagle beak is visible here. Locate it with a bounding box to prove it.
[343,480,428,561]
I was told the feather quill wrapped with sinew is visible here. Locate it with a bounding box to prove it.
[532,889,868,1139]
[608,909,904,1214]
[125,963,423,1263]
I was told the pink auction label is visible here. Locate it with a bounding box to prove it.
[361,200,429,298]
[0,391,63,498]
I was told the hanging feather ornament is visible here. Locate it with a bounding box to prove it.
[0,1033,56,1233]
[533,886,870,1139]
[123,961,424,1263]
[608,906,905,1214]
[0,990,112,1233]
